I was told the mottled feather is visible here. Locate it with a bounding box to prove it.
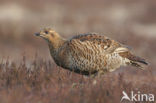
[35,28,148,76]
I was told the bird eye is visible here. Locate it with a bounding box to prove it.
[45,31,48,34]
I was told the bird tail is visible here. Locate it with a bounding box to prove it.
[119,50,148,69]
[130,55,148,65]
[129,55,148,69]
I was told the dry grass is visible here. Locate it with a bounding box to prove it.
[0,56,155,103]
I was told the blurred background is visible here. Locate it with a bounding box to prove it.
[0,0,156,70]
[0,1,156,102]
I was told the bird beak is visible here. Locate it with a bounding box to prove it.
[34,33,40,36]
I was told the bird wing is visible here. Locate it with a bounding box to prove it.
[65,33,123,73]
[68,33,122,54]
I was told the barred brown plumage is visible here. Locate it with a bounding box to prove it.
[35,28,148,76]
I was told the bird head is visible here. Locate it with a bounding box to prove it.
[35,28,61,42]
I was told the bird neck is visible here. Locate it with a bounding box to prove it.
[48,37,66,66]
[48,37,66,51]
